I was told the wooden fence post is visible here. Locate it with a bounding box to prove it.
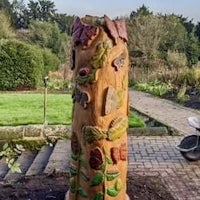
[67,15,129,200]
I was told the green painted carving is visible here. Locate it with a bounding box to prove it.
[84,126,107,144]
[106,178,122,197]
[108,117,128,141]
[70,165,78,176]
[79,156,88,169]
[84,116,128,144]
[106,171,120,181]
[71,153,79,161]
[92,193,104,200]
[76,40,113,86]
[90,172,104,186]
[77,187,88,198]
[90,40,113,69]
[115,178,123,191]
[117,90,124,108]
[80,171,90,182]
[76,72,96,85]
[105,156,113,164]
[70,178,76,193]
[107,185,120,197]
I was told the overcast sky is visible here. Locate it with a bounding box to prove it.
[48,0,199,23]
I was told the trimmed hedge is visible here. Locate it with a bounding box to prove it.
[0,39,44,90]
[0,40,60,90]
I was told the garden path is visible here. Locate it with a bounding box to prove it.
[129,90,200,135]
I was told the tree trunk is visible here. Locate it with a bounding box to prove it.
[68,15,129,200]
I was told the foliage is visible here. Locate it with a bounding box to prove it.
[0,142,25,173]
[128,112,146,128]
[127,14,165,60]
[53,13,74,34]
[27,0,56,22]
[28,20,70,62]
[134,80,172,96]
[0,39,44,90]
[42,48,60,75]
[0,11,15,39]
[167,50,187,68]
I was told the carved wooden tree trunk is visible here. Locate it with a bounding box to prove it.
[68,15,129,200]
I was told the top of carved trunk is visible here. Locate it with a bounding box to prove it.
[71,15,128,47]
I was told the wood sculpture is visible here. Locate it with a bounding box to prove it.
[67,15,129,200]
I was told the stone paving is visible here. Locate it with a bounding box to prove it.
[128,136,200,200]
[129,90,200,135]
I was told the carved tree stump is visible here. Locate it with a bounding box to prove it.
[69,15,129,200]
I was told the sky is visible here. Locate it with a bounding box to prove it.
[51,0,200,23]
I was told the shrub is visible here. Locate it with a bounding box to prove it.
[42,48,60,76]
[134,80,172,96]
[0,11,15,39]
[0,39,44,90]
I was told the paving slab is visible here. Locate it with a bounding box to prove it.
[129,90,200,135]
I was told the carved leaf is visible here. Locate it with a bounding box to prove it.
[115,178,123,191]
[77,187,88,198]
[107,185,120,197]
[108,117,128,141]
[80,171,90,182]
[114,19,128,42]
[104,15,118,43]
[84,126,107,144]
[106,171,120,181]
[92,193,104,200]
[90,172,104,186]
[70,178,76,193]
[70,165,78,176]
[90,41,113,69]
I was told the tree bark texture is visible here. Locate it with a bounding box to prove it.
[69,15,129,200]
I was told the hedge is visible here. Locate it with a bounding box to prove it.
[0,39,44,90]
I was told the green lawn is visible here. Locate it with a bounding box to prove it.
[0,93,145,127]
[0,93,72,126]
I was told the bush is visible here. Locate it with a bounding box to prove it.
[0,39,44,90]
[42,48,60,76]
[134,80,172,96]
[0,11,15,39]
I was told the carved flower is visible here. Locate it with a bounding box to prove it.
[89,147,104,170]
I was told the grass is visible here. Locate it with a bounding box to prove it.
[0,92,145,127]
[0,93,72,126]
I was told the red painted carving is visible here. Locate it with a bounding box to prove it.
[104,15,128,43]
[111,147,120,164]
[89,148,104,170]
[72,17,97,46]
[120,143,127,161]
[114,19,128,42]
